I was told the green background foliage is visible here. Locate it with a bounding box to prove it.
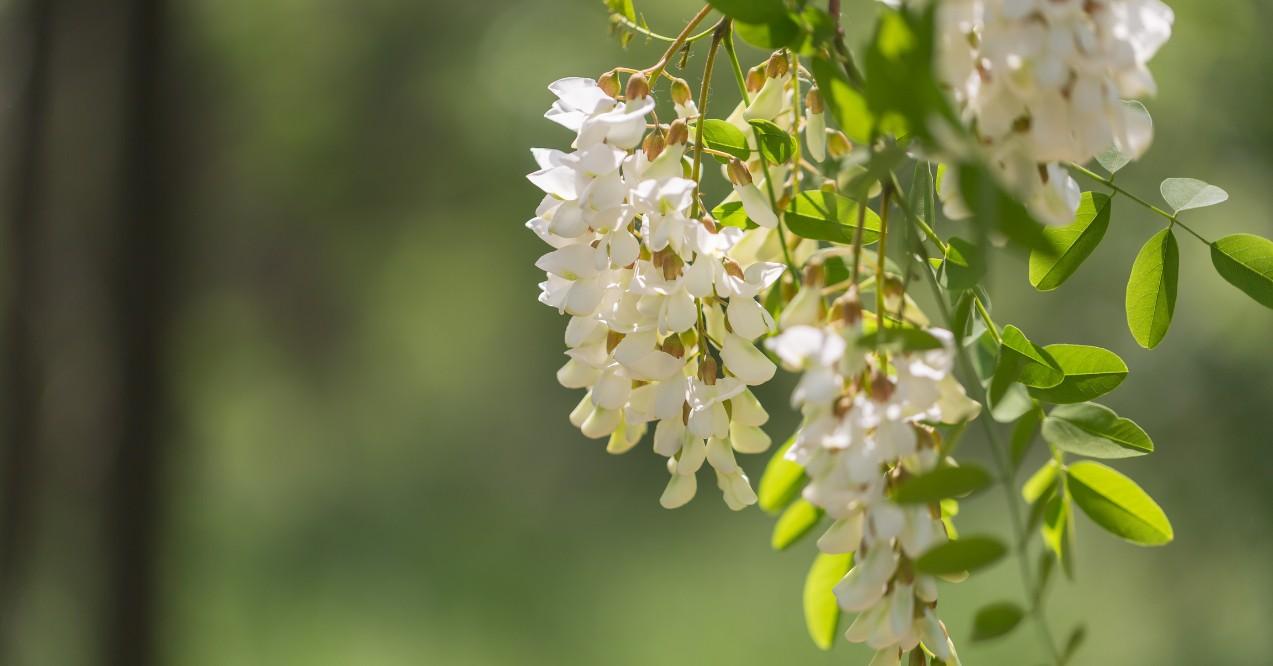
[10,1,1273,664]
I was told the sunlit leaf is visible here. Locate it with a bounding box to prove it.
[1001,325,1064,389]
[892,464,993,504]
[810,56,872,143]
[1210,233,1273,309]
[1029,192,1112,291]
[736,15,803,49]
[699,119,750,161]
[804,552,852,650]
[1125,228,1178,348]
[915,535,1007,575]
[785,190,881,244]
[1042,402,1152,459]
[1027,344,1127,404]
[705,0,787,24]
[758,437,805,513]
[1067,461,1173,546]
[772,499,823,550]
[712,201,753,229]
[1022,460,1059,505]
[749,119,796,164]
[1160,177,1228,213]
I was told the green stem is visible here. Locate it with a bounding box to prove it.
[827,0,865,87]
[611,13,717,45]
[690,20,727,219]
[875,188,890,326]
[752,130,799,277]
[645,4,714,84]
[722,27,751,106]
[1068,163,1210,244]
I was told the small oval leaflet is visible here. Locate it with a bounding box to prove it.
[971,602,1025,642]
[698,119,750,161]
[1210,233,1273,309]
[771,499,822,550]
[1067,461,1173,546]
[757,437,805,513]
[1125,228,1178,349]
[892,464,993,504]
[1028,344,1128,405]
[1160,177,1228,213]
[915,535,1007,575]
[803,552,852,650]
[1042,402,1152,459]
[1028,192,1112,292]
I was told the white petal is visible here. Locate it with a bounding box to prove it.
[728,422,771,454]
[726,296,773,340]
[580,405,621,439]
[720,333,776,385]
[706,437,738,473]
[738,183,779,228]
[728,389,769,427]
[818,513,864,554]
[654,418,687,457]
[660,473,697,509]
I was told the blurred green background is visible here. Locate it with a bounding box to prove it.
[4,0,1272,664]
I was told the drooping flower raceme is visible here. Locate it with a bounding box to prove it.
[528,73,787,511]
[766,304,981,664]
[934,0,1173,224]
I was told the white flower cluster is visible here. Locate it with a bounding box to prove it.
[766,311,980,663]
[936,0,1173,224]
[527,74,791,510]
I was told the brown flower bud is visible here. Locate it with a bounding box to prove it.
[698,215,718,234]
[834,288,863,326]
[909,649,927,666]
[723,258,745,280]
[805,87,824,114]
[661,335,686,359]
[827,130,852,158]
[766,52,789,78]
[598,70,620,98]
[726,158,753,187]
[746,66,766,93]
[697,356,719,384]
[869,372,895,402]
[626,72,650,100]
[666,119,689,146]
[661,252,684,281]
[643,130,666,161]
[670,77,693,106]
[802,260,824,287]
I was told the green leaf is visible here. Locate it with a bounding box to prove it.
[803,552,852,650]
[862,7,955,142]
[1067,461,1173,546]
[1160,177,1228,213]
[1027,344,1127,404]
[1094,101,1149,174]
[1022,460,1059,505]
[785,190,881,244]
[704,0,787,24]
[810,56,872,144]
[748,119,796,164]
[892,464,993,504]
[1125,228,1178,349]
[1043,403,1152,459]
[1010,406,1043,470]
[1001,325,1064,389]
[699,119,750,161]
[1042,487,1075,579]
[736,15,803,49]
[940,237,986,292]
[1060,624,1088,666]
[772,500,823,550]
[1210,233,1273,309]
[957,164,1051,253]
[711,201,752,229]
[758,438,805,513]
[857,326,943,353]
[970,602,1025,642]
[1029,192,1112,291]
[915,536,1007,575]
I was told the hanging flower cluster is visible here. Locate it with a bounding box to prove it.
[527,73,791,511]
[767,298,980,664]
[935,0,1174,224]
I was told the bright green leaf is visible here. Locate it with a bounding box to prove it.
[748,119,796,164]
[772,500,823,550]
[1028,344,1128,404]
[712,201,752,229]
[1001,325,1064,389]
[1125,228,1178,348]
[699,119,750,161]
[1067,461,1173,546]
[1042,402,1152,459]
[1160,177,1228,213]
[1042,489,1075,578]
[1029,192,1112,291]
[971,602,1025,642]
[1210,233,1273,309]
[704,0,786,24]
[804,552,852,650]
[736,15,803,49]
[758,438,805,513]
[785,190,881,244]
[857,326,943,353]
[1022,460,1059,504]
[892,464,993,504]
[915,535,1007,575]
[810,56,873,144]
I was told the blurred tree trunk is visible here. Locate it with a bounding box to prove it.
[0,0,173,664]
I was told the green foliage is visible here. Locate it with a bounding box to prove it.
[1029,192,1112,291]
[803,553,852,650]
[1010,405,1043,470]
[1042,403,1152,459]
[1126,228,1178,349]
[970,602,1025,642]
[1022,460,1059,504]
[1210,233,1273,308]
[1042,487,1076,578]
[699,119,750,161]
[957,164,1051,253]
[785,191,881,244]
[892,464,993,504]
[940,237,986,292]
[1160,177,1228,213]
[703,0,786,24]
[772,499,822,550]
[1027,345,1127,404]
[915,536,1008,575]
[748,119,796,164]
[1067,461,1173,546]
[861,6,954,142]
[735,16,802,49]
[712,200,752,229]
[758,438,805,513]
[1060,624,1088,665]
[857,326,943,353]
[1000,325,1064,389]
[810,56,872,143]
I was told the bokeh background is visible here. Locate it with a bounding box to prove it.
[2,0,1271,664]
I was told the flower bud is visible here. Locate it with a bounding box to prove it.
[698,355,719,384]
[626,72,650,100]
[765,52,789,79]
[805,87,824,114]
[670,77,693,106]
[833,394,854,418]
[661,335,685,359]
[698,215,718,234]
[828,130,852,158]
[661,252,684,281]
[869,372,895,402]
[666,118,689,147]
[642,130,666,161]
[802,260,824,287]
[597,70,620,97]
[883,275,905,312]
[833,288,864,326]
[746,66,766,93]
[723,258,745,280]
[726,158,753,187]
